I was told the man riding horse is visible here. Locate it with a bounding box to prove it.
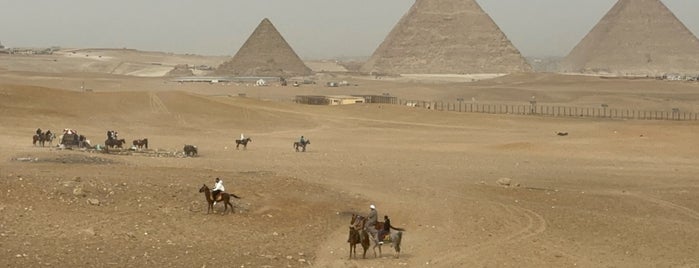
[366,204,379,242]
[212,178,225,205]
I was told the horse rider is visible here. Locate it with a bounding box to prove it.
[36,128,42,136]
[212,177,225,205]
[240,133,245,141]
[299,135,306,144]
[366,204,379,243]
[378,215,391,245]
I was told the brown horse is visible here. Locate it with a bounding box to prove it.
[293,139,310,152]
[348,214,370,259]
[32,134,41,146]
[105,138,126,149]
[198,184,241,215]
[132,138,148,149]
[235,137,252,150]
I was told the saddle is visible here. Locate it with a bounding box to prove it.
[378,232,392,242]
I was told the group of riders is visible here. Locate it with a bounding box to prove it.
[107,130,119,141]
[35,128,53,138]
[206,176,394,244]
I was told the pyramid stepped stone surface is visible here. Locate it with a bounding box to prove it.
[361,0,532,75]
[562,0,699,76]
[216,18,312,77]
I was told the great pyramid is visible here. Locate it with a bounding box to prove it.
[562,0,699,75]
[216,18,311,77]
[361,0,531,75]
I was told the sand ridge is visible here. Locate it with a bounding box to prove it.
[1,67,698,267]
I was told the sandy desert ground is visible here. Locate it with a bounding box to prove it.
[1,51,699,267]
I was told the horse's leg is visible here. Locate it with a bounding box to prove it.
[226,200,234,214]
[221,196,229,215]
[349,243,353,259]
[373,243,378,258]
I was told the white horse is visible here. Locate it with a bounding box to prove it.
[373,230,403,259]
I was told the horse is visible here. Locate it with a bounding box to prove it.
[348,214,370,259]
[235,137,252,150]
[184,145,198,157]
[32,134,42,146]
[371,220,405,259]
[132,138,148,149]
[105,138,126,149]
[198,184,241,215]
[293,139,310,152]
[44,131,55,146]
[353,214,405,259]
[32,131,55,147]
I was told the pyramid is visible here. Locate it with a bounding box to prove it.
[361,0,532,75]
[216,18,312,77]
[562,0,699,75]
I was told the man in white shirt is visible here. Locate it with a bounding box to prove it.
[212,178,225,205]
[366,204,379,243]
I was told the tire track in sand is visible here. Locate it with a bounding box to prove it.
[149,92,170,114]
[627,192,699,221]
[430,198,548,266]
[149,92,187,126]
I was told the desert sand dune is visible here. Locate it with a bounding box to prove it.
[1,73,698,267]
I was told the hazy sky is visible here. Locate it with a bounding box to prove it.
[2,0,699,59]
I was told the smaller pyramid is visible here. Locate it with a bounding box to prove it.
[216,18,311,77]
[562,0,699,75]
[166,64,194,77]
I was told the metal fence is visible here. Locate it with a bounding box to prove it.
[395,99,699,121]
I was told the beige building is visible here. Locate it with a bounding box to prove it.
[295,95,365,105]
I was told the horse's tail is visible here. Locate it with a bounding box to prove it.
[229,193,242,199]
[390,226,406,232]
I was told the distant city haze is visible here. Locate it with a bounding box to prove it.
[2,0,699,59]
